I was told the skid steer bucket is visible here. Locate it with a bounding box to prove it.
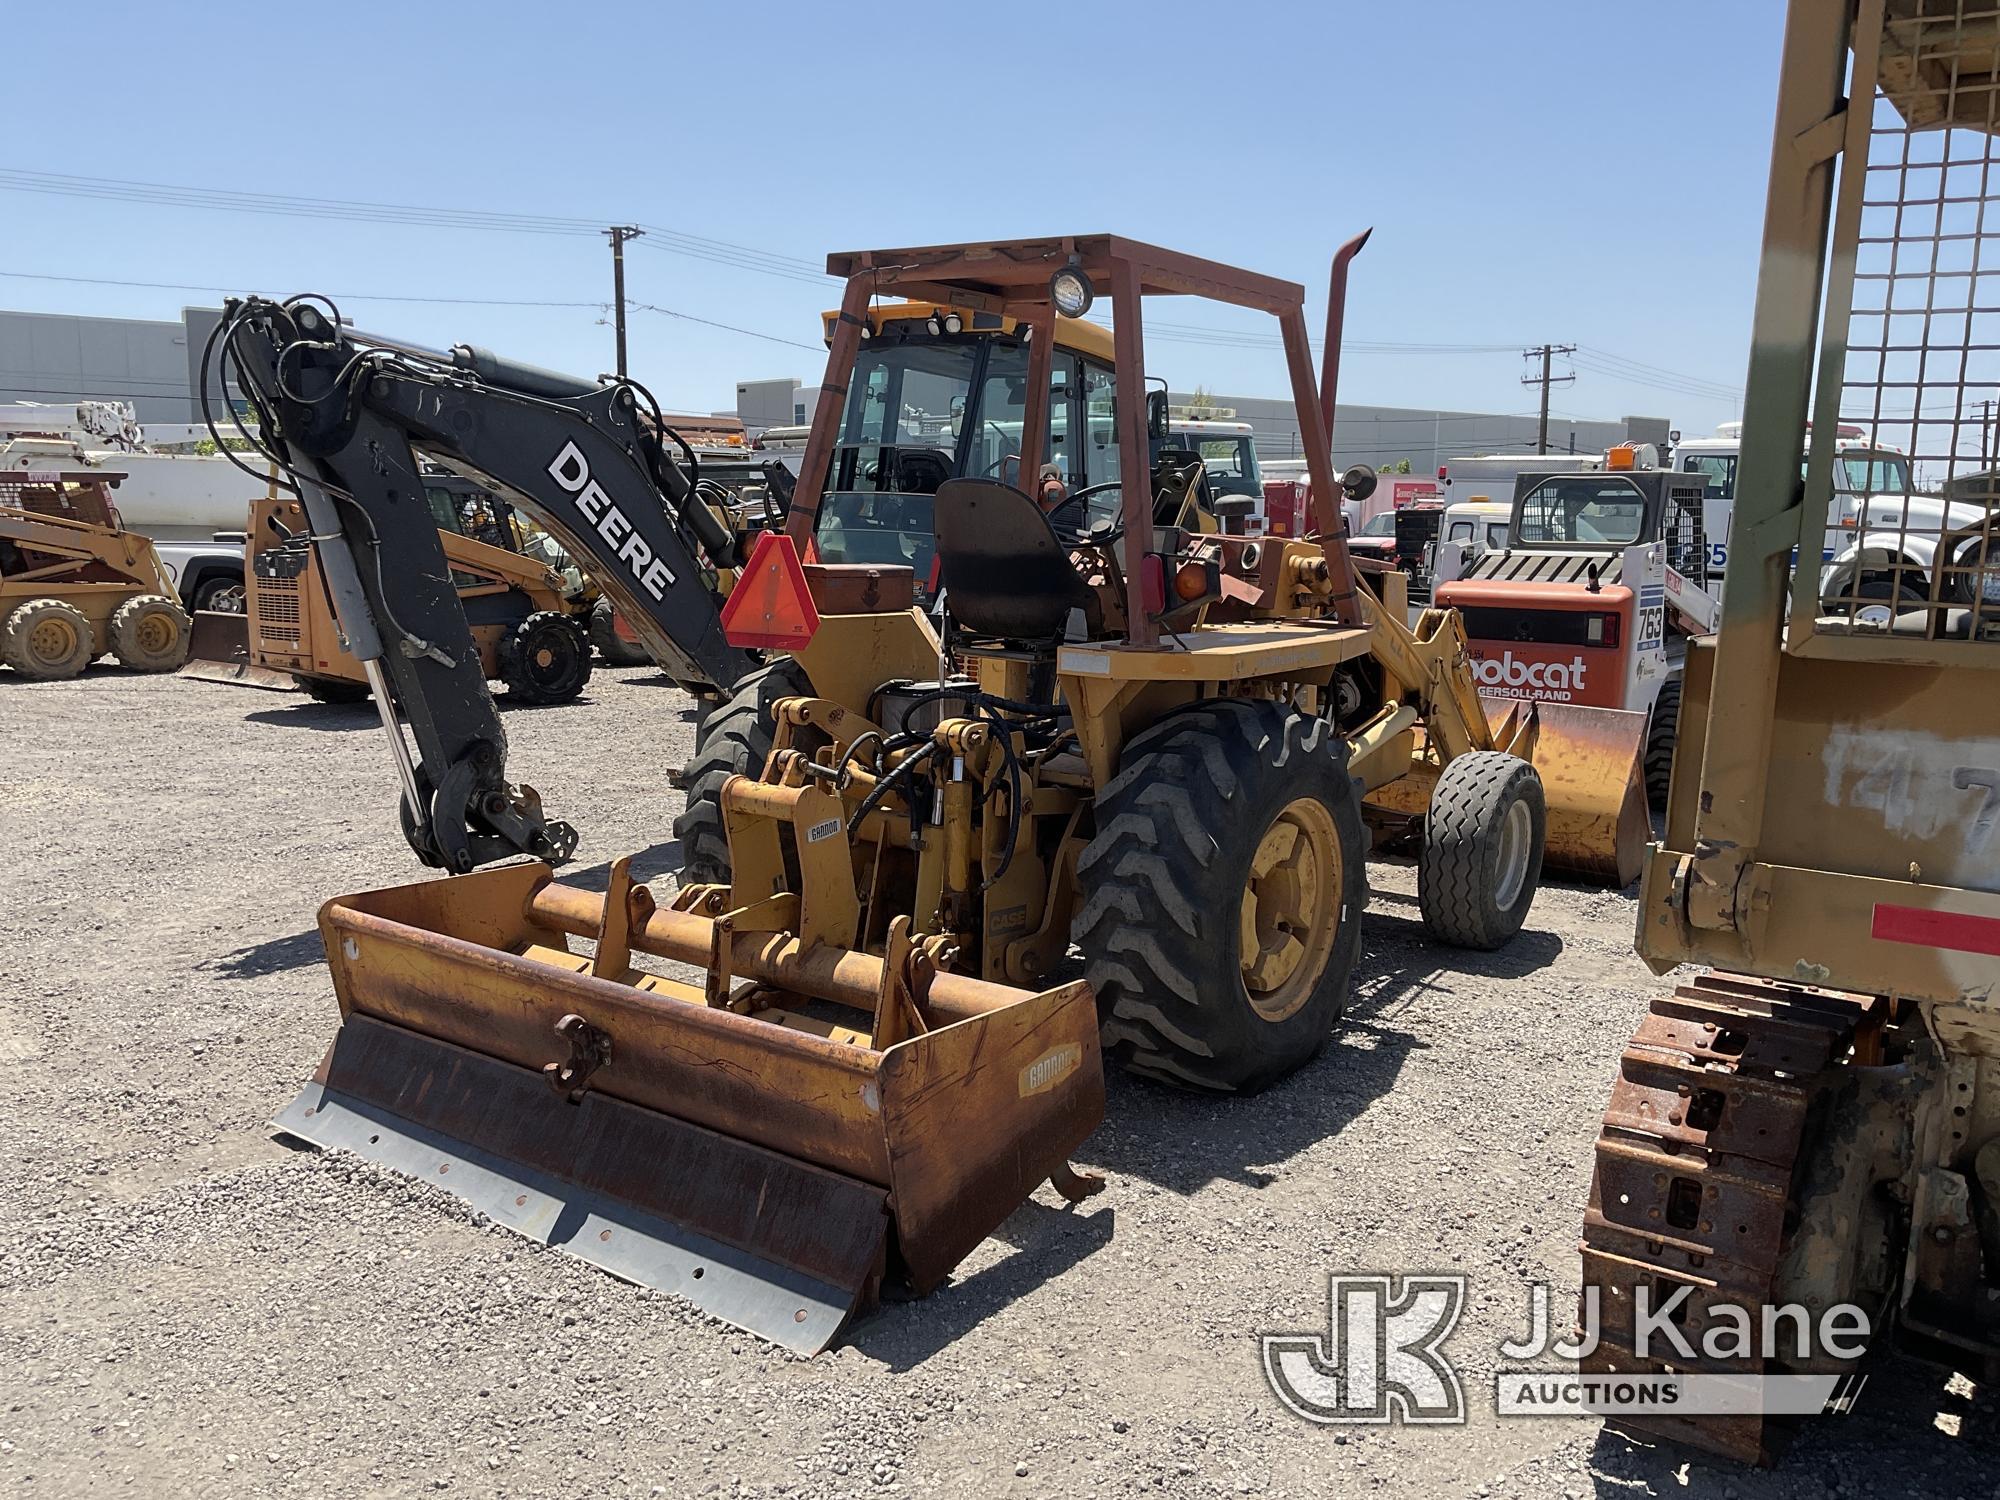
[274,860,1104,1354]
[176,609,297,689]
[1491,699,1650,886]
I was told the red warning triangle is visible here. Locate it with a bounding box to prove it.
[721,530,821,650]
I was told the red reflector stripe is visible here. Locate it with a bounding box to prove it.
[1871,902,2000,957]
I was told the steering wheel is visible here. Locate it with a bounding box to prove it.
[1048,480,1127,546]
[979,422,1022,481]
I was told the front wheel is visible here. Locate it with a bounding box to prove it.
[500,611,592,704]
[110,594,190,672]
[1074,698,1368,1093]
[1417,751,1545,950]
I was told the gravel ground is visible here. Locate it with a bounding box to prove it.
[1,665,1994,1499]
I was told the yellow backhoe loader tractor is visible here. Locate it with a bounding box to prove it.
[259,234,1650,1354]
[1581,0,2000,1465]
[237,476,594,705]
[0,469,190,678]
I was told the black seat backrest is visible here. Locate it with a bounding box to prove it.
[934,477,1094,642]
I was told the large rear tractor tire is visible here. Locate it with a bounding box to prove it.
[500,611,592,704]
[1643,678,1681,813]
[109,594,191,672]
[672,658,814,887]
[1074,698,1368,1093]
[2,598,94,680]
[1417,751,1545,950]
[589,596,652,666]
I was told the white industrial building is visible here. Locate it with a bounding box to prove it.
[0,306,235,423]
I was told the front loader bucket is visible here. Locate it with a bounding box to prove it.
[176,610,297,689]
[274,861,1104,1354]
[1487,698,1650,887]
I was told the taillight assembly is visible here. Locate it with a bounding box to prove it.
[1584,611,1622,647]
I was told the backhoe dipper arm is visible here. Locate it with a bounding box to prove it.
[218,296,756,872]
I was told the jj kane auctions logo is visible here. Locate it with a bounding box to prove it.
[1261,1275,1871,1423]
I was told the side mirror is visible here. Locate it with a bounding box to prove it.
[950,393,967,438]
[1147,390,1171,441]
[1340,463,1378,504]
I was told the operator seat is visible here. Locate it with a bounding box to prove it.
[933,478,1103,644]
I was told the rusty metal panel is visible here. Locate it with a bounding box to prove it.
[878,980,1103,1292]
[1580,974,1879,1466]
[322,899,897,1185]
[177,610,298,689]
[294,859,1107,1343]
[277,1015,888,1354]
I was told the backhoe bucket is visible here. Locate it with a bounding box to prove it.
[176,609,297,689]
[273,861,1104,1354]
[1489,698,1650,887]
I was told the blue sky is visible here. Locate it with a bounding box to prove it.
[1,1,1783,441]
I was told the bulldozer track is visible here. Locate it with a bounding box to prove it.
[1580,971,1881,1466]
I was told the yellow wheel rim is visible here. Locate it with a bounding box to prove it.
[29,615,77,664]
[136,611,176,653]
[1238,796,1343,1022]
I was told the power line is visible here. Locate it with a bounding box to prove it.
[628,303,822,351]
[1573,344,1744,399]
[0,268,604,308]
[0,268,821,354]
[628,228,825,284]
[1145,319,1525,354]
[0,167,830,285]
[0,169,1760,405]
[1569,354,1742,405]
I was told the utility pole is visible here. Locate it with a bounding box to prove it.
[1979,397,1995,470]
[604,225,644,378]
[1521,344,1577,454]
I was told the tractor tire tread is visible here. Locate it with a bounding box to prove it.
[672,658,811,887]
[109,594,190,672]
[2,597,94,680]
[500,610,593,704]
[1644,678,1681,813]
[1416,750,1545,951]
[1075,698,1367,1094]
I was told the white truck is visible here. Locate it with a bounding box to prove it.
[1433,497,1514,571]
[1439,452,1613,507]
[0,402,261,613]
[1674,419,1987,623]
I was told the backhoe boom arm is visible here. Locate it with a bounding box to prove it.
[218,296,757,871]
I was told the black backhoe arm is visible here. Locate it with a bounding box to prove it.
[217,296,757,873]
